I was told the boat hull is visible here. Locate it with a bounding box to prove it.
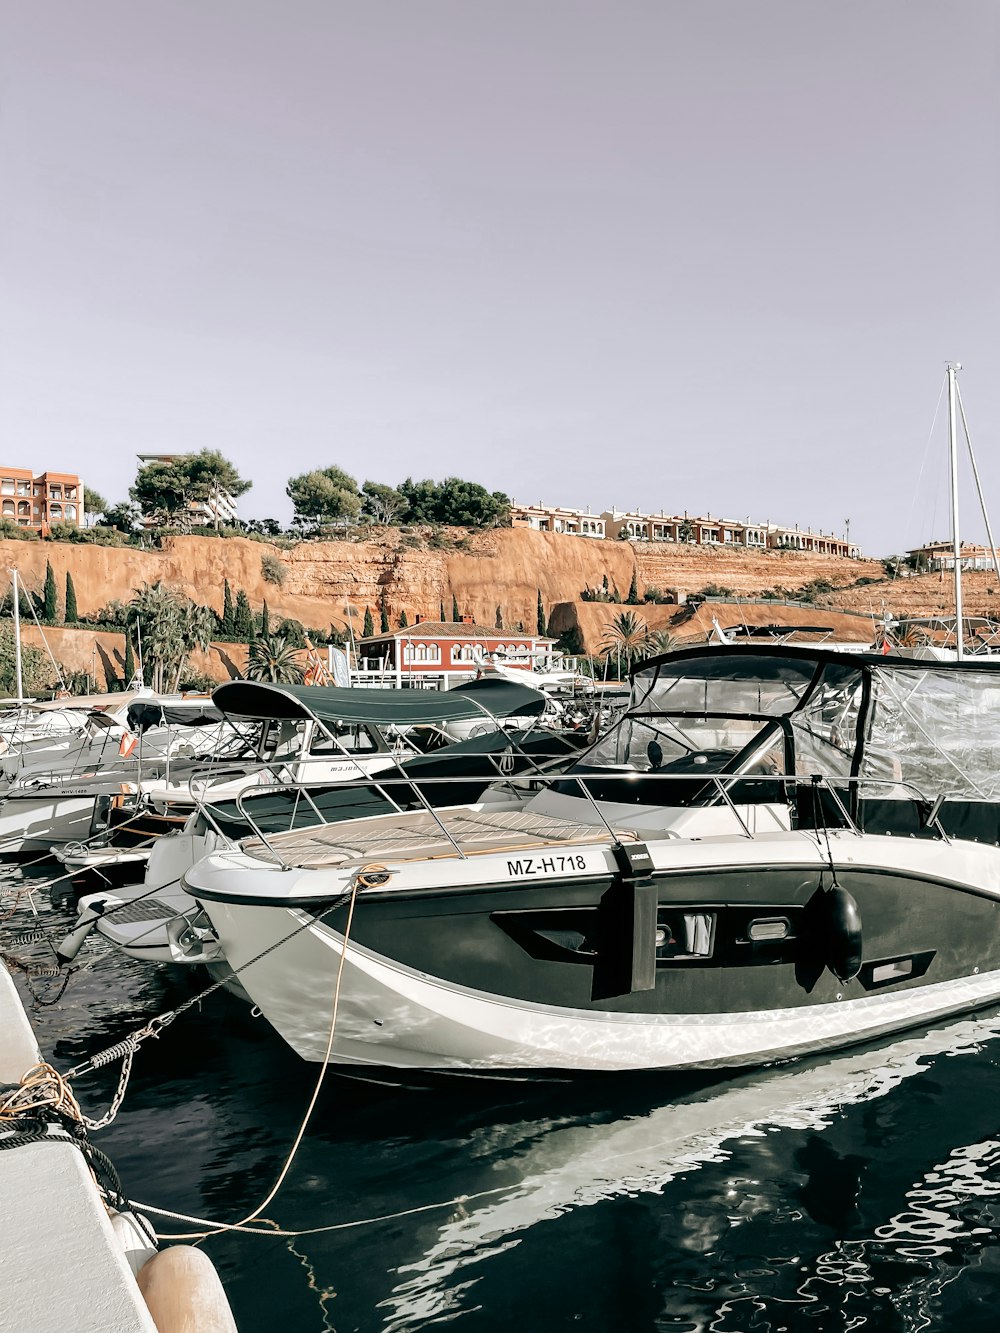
[196,832,1000,1071]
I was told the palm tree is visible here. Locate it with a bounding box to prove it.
[600,610,650,676]
[127,582,184,692]
[646,629,682,656]
[245,634,305,684]
[172,602,217,691]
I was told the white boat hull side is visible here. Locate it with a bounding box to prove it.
[0,795,98,851]
[203,902,1000,1072]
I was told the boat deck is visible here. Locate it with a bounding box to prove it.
[240,807,636,869]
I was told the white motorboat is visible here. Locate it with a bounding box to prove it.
[185,643,1000,1075]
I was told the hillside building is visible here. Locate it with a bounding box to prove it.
[0,469,85,533]
[511,503,606,538]
[357,617,556,679]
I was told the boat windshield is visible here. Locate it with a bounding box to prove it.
[587,654,864,779]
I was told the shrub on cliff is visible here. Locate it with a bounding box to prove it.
[261,553,286,586]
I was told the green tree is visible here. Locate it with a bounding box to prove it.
[536,589,546,637]
[626,569,640,605]
[0,622,55,697]
[42,562,58,624]
[259,600,270,637]
[102,502,141,534]
[600,610,651,675]
[398,609,409,628]
[439,599,446,622]
[65,572,78,623]
[245,634,305,684]
[130,451,250,531]
[234,589,254,641]
[222,579,235,634]
[452,594,460,622]
[187,450,252,530]
[379,591,390,634]
[361,481,406,525]
[495,605,503,629]
[286,467,361,529]
[397,477,511,527]
[647,630,681,656]
[678,518,695,543]
[82,488,109,524]
[362,606,374,638]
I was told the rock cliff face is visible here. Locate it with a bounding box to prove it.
[0,529,876,653]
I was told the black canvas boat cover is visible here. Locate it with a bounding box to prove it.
[212,676,547,727]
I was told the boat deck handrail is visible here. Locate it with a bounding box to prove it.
[229,770,951,870]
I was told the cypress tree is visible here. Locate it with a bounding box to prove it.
[222,578,235,635]
[260,600,270,636]
[495,605,503,630]
[65,571,78,624]
[362,605,374,638]
[439,599,445,622]
[398,609,408,628]
[123,634,135,687]
[234,589,253,640]
[452,594,460,622]
[627,569,639,605]
[43,561,58,624]
[379,591,390,634]
[536,589,546,637]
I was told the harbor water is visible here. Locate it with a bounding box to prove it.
[6,860,1000,1333]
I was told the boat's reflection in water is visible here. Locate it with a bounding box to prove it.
[377,1011,1000,1331]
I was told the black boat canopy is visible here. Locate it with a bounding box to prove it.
[212,676,547,727]
[127,700,224,732]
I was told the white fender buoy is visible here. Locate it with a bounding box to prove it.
[137,1246,238,1333]
[55,900,107,965]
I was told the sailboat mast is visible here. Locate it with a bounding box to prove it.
[947,361,964,660]
[10,568,23,701]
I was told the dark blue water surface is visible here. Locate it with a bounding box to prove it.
[7,861,1000,1333]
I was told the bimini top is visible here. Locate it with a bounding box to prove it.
[212,676,547,727]
[599,643,1000,801]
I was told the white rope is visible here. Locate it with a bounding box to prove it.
[152,877,362,1241]
[129,1184,512,1239]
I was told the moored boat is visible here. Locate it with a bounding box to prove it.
[185,644,1000,1073]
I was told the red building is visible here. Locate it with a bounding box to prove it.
[358,617,555,676]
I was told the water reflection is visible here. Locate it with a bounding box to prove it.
[6,863,1000,1331]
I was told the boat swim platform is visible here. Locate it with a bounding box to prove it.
[241,806,641,869]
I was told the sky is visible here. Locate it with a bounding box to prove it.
[1,0,998,556]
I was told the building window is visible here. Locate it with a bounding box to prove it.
[427,643,440,662]
[49,503,62,518]
[2,500,13,515]
[0,481,13,497]
[64,486,77,499]
[49,486,62,500]
[16,501,29,516]
[64,504,77,521]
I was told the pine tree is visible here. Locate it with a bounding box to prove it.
[222,578,235,635]
[452,594,460,622]
[495,605,503,629]
[398,609,409,628]
[536,589,546,637]
[362,605,374,638]
[43,562,58,624]
[123,634,135,687]
[260,600,270,636]
[65,572,78,624]
[627,569,640,605]
[234,589,253,640]
[379,591,390,634]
